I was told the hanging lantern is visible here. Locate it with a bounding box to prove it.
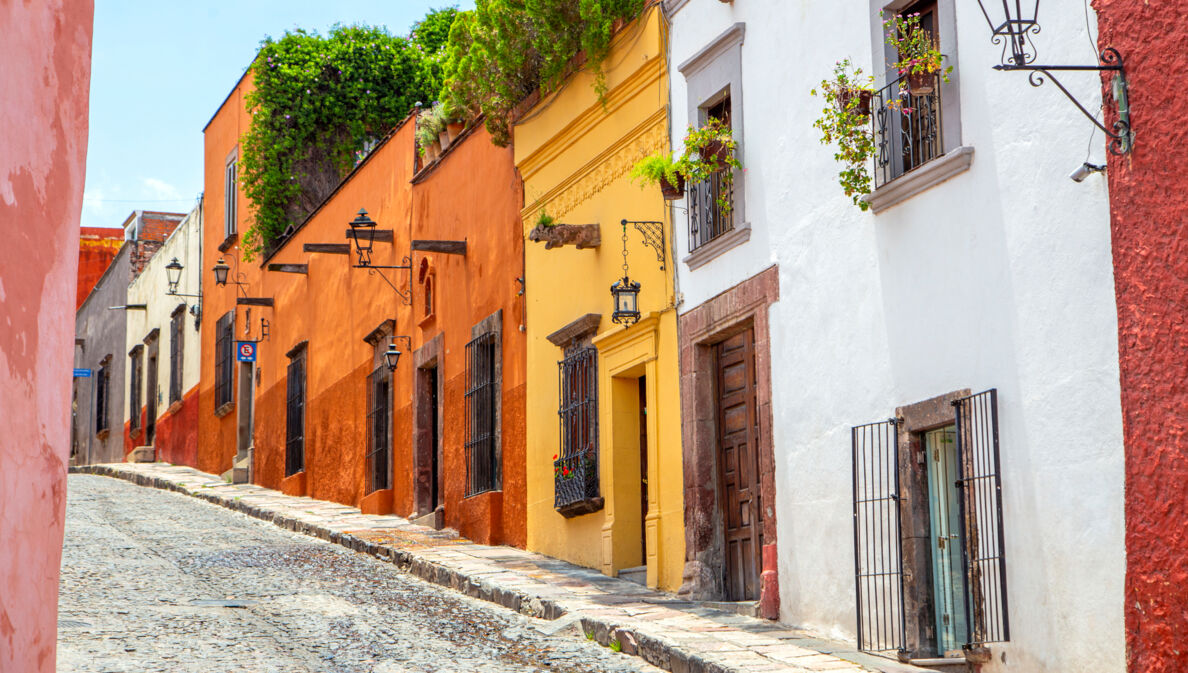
[212,258,230,286]
[610,276,641,326]
[165,257,183,294]
[348,208,378,266]
[384,338,402,371]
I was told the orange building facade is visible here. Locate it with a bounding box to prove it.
[199,72,526,546]
[76,227,124,309]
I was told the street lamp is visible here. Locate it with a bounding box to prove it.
[610,276,641,326]
[348,208,378,266]
[973,0,1039,66]
[212,258,230,287]
[165,257,183,294]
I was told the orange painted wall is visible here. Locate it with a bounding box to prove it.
[198,71,258,477]
[77,227,123,310]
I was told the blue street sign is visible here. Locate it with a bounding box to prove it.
[73,368,92,378]
[236,341,257,362]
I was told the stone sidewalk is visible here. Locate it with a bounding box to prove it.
[70,463,933,673]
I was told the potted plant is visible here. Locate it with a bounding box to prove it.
[630,153,685,200]
[816,59,875,120]
[812,63,877,211]
[440,101,467,141]
[416,106,446,162]
[883,11,952,95]
[679,120,743,215]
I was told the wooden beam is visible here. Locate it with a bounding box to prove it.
[412,239,467,255]
[267,263,308,274]
[304,243,350,254]
[236,297,274,307]
[344,229,393,242]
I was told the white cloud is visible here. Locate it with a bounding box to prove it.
[142,177,181,201]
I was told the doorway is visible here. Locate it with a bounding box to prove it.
[715,329,762,602]
[428,365,440,510]
[924,426,969,655]
[638,375,648,563]
[415,359,443,519]
[145,353,158,445]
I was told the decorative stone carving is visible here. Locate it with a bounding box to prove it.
[528,223,602,250]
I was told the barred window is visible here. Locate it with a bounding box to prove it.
[169,306,184,404]
[95,360,110,434]
[128,347,142,431]
[214,311,234,409]
[554,347,600,513]
[285,347,306,476]
[465,332,498,496]
[366,364,391,493]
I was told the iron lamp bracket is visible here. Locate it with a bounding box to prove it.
[621,219,666,270]
[353,256,413,305]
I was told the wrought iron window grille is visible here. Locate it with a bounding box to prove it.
[851,389,1009,658]
[464,332,499,496]
[687,169,735,253]
[366,364,392,493]
[95,363,110,434]
[555,347,601,516]
[285,351,306,477]
[871,73,944,190]
[169,309,184,405]
[129,350,142,431]
[214,312,234,409]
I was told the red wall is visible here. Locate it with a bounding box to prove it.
[1094,2,1188,671]
[0,2,94,672]
[155,386,199,468]
[77,227,123,310]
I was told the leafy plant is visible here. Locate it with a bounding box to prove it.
[676,118,742,214]
[238,14,456,259]
[629,153,682,189]
[438,0,647,147]
[883,12,952,81]
[609,639,622,653]
[811,59,876,210]
[536,211,557,228]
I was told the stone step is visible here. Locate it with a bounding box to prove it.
[617,565,646,586]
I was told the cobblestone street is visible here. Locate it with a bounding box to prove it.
[58,475,663,673]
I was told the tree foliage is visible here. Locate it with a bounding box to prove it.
[239,13,456,259]
[439,0,647,147]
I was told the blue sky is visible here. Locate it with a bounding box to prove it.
[82,1,473,229]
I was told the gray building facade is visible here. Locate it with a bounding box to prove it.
[72,244,130,465]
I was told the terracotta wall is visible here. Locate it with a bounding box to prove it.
[1094,2,1188,671]
[0,1,94,671]
[77,227,123,309]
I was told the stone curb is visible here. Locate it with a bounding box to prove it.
[70,465,880,673]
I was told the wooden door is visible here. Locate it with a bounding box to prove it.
[145,354,158,445]
[716,329,762,601]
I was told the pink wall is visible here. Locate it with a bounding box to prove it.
[0,1,95,671]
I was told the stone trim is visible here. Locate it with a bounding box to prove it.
[677,265,780,619]
[864,146,975,214]
[143,327,160,344]
[682,225,750,270]
[362,319,395,346]
[546,313,602,348]
[285,340,308,360]
[677,23,746,77]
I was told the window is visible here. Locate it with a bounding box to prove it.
[285,346,306,476]
[128,347,143,431]
[224,155,238,239]
[95,358,111,435]
[169,306,184,404]
[464,331,498,496]
[851,389,1009,660]
[554,347,600,513]
[366,363,392,493]
[678,22,748,265]
[214,311,234,410]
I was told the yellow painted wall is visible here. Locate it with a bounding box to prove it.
[518,6,685,591]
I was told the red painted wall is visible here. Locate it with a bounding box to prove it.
[1093,2,1188,671]
[0,2,94,672]
[155,386,199,467]
[77,227,123,310]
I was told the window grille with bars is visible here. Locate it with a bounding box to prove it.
[95,361,110,434]
[366,364,391,493]
[871,74,943,189]
[169,307,184,404]
[214,311,234,409]
[688,96,736,253]
[129,349,142,431]
[554,347,600,513]
[464,332,498,496]
[285,351,306,476]
[851,389,1009,656]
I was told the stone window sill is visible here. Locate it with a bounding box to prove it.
[683,225,751,271]
[218,233,238,253]
[214,401,235,418]
[864,146,975,214]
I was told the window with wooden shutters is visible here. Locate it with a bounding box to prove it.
[95,359,110,434]
[224,156,238,238]
[366,364,391,493]
[851,388,1009,658]
[214,311,234,409]
[285,348,306,476]
[128,347,143,431]
[169,306,184,404]
[465,332,498,496]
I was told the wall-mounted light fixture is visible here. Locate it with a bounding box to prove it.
[610,221,642,326]
[346,208,412,305]
[163,257,203,322]
[974,0,1132,154]
[384,335,413,371]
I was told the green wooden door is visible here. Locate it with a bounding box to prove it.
[925,427,969,655]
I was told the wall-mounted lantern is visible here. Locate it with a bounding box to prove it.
[610,220,642,326]
[348,209,378,266]
[165,257,183,294]
[346,208,412,305]
[384,336,412,371]
[163,257,203,324]
[974,0,1132,154]
[212,258,231,287]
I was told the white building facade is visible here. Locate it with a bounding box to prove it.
[665,1,1124,671]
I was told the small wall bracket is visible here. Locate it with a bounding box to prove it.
[622,219,666,270]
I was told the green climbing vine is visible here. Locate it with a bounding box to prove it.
[238,12,456,259]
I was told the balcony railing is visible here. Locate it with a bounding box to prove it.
[871,73,943,189]
[688,169,734,253]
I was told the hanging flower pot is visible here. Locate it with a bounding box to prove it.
[907,71,936,95]
[838,88,874,117]
[660,174,685,200]
[700,139,731,164]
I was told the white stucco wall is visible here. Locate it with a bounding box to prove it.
[125,204,204,426]
[667,2,1124,671]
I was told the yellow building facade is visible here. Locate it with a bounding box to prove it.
[517,7,685,591]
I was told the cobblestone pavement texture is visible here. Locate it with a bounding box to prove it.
[66,464,934,673]
[58,475,666,673]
